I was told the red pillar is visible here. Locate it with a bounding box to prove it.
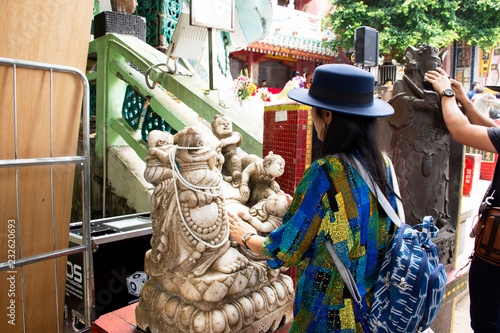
[295,59,304,75]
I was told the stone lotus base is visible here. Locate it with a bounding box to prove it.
[136,274,295,333]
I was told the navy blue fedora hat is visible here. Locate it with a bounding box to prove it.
[288,64,394,117]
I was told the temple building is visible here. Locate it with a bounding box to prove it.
[229,0,345,89]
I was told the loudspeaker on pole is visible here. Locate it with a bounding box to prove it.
[354,26,379,67]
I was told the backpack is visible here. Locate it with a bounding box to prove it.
[366,216,447,332]
[322,155,447,333]
[474,207,500,266]
[470,185,500,266]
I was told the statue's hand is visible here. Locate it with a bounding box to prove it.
[423,90,441,110]
[148,147,159,155]
[240,184,250,200]
[271,181,280,193]
[237,210,252,222]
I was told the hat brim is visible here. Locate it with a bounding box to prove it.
[487,86,500,92]
[287,88,394,117]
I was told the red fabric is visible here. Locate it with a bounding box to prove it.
[267,88,282,94]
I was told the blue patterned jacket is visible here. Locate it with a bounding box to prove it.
[263,155,397,333]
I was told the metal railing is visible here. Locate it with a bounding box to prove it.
[379,64,398,84]
[0,57,93,332]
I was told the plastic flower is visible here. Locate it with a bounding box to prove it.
[233,69,252,101]
[257,87,271,102]
[249,83,257,95]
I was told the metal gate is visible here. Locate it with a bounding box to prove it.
[0,57,93,332]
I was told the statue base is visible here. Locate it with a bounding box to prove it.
[135,273,295,333]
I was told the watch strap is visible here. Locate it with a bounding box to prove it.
[242,232,256,249]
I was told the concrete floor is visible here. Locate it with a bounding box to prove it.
[451,178,491,333]
[454,291,473,333]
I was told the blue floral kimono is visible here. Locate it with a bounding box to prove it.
[263,155,396,332]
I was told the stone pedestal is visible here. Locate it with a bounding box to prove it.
[136,273,294,333]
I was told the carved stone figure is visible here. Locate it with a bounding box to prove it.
[212,114,243,185]
[240,152,285,204]
[144,130,175,187]
[380,44,462,268]
[237,193,290,233]
[212,113,285,206]
[111,0,137,14]
[136,126,294,333]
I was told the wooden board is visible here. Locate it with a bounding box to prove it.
[0,1,94,331]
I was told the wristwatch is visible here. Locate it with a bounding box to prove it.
[242,232,256,249]
[441,88,455,98]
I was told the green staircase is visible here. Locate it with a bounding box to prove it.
[86,33,262,213]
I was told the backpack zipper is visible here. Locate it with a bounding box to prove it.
[420,260,445,328]
[411,249,428,298]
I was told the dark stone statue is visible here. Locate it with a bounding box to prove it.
[380,44,462,270]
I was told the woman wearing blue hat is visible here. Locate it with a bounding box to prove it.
[229,64,398,332]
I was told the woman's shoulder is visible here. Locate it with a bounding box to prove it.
[315,153,393,184]
[310,155,344,170]
[296,156,345,190]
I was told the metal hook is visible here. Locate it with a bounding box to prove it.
[145,62,169,90]
[480,190,496,213]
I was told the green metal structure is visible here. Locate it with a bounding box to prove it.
[87,33,262,161]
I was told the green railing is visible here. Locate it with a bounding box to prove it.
[87,33,262,161]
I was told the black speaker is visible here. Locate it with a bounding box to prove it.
[354,26,379,66]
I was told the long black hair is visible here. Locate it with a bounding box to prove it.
[315,108,391,197]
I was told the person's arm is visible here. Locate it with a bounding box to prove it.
[424,69,498,153]
[228,212,265,255]
[450,78,498,128]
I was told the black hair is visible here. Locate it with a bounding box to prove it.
[315,108,391,197]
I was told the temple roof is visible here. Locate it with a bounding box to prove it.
[243,5,336,61]
[247,31,335,61]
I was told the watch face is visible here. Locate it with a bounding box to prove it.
[442,89,455,97]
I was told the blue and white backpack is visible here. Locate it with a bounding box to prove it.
[324,155,447,333]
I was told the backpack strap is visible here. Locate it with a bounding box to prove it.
[349,154,404,227]
[325,241,363,303]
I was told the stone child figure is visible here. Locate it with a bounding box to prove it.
[211,114,243,185]
[237,193,290,234]
[240,151,285,204]
[385,44,450,230]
